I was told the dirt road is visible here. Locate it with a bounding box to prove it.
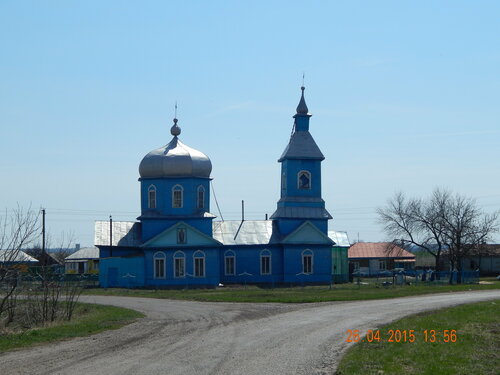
[1,290,499,375]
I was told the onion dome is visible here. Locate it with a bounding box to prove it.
[295,86,309,114]
[139,118,212,178]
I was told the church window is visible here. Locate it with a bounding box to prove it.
[302,249,313,274]
[260,250,271,275]
[172,185,183,208]
[197,186,205,209]
[298,171,311,190]
[173,251,185,278]
[148,185,156,209]
[154,252,166,279]
[224,250,235,276]
[379,260,386,271]
[281,173,286,191]
[193,250,205,277]
[177,227,187,244]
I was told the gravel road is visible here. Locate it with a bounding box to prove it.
[1,290,499,375]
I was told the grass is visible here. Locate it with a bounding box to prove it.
[0,303,144,352]
[336,300,500,375]
[82,278,500,303]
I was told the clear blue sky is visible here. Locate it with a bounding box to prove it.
[1,1,499,247]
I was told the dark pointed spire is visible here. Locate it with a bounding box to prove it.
[170,117,181,136]
[170,102,181,136]
[296,86,309,114]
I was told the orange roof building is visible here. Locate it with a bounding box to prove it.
[348,242,415,275]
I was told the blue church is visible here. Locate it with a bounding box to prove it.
[95,87,349,288]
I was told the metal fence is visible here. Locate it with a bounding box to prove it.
[351,270,480,285]
[12,270,100,289]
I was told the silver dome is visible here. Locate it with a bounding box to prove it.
[139,121,212,178]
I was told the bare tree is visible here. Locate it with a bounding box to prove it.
[0,206,40,318]
[377,191,447,271]
[437,192,499,283]
[29,230,75,323]
[378,189,499,282]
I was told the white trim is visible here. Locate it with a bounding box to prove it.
[260,249,272,275]
[197,185,205,209]
[379,260,387,271]
[173,251,186,278]
[153,251,166,279]
[297,170,311,190]
[302,249,313,274]
[193,250,205,277]
[172,184,184,208]
[224,250,235,276]
[148,185,157,209]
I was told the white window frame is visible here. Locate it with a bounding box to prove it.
[197,185,205,209]
[173,251,185,278]
[193,250,205,278]
[148,185,157,209]
[153,251,166,279]
[172,184,183,208]
[297,170,311,190]
[260,250,272,275]
[224,250,235,276]
[379,260,387,271]
[302,249,313,274]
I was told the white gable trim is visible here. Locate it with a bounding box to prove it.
[281,221,334,245]
[142,221,221,248]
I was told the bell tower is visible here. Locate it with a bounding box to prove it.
[270,86,332,236]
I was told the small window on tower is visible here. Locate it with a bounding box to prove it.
[298,171,311,190]
[148,185,156,209]
[172,185,183,208]
[197,186,205,209]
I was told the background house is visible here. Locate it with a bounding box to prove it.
[0,250,37,265]
[65,247,99,274]
[348,242,415,276]
[446,244,500,275]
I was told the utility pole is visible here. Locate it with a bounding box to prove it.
[109,215,113,257]
[42,208,46,255]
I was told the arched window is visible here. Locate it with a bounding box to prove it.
[224,250,235,276]
[298,171,311,190]
[260,249,272,275]
[153,251,166,279]
[172,185,183,208]
[173,251,185,278]
[302,249,313,274]
[197,185,205,209]
[193,250,205,277]
[148,185,156,209]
